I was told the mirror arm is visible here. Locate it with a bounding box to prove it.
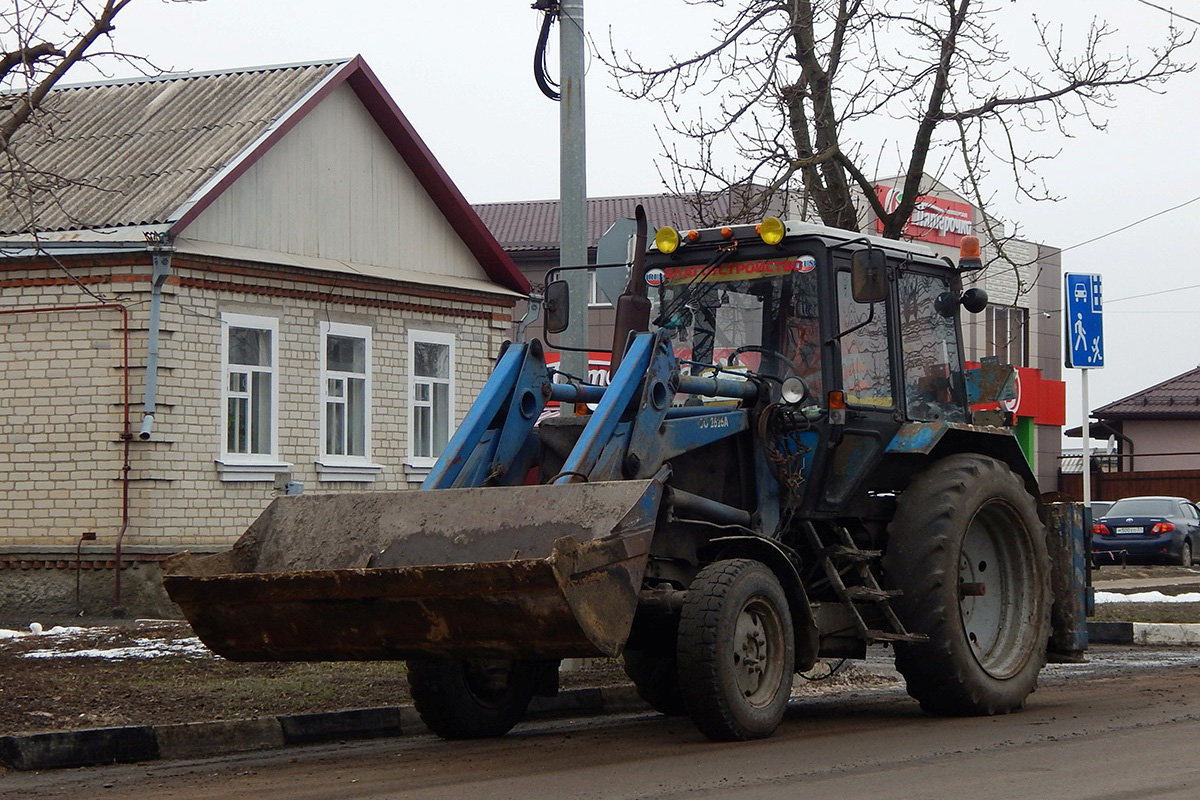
[827,302,875,344]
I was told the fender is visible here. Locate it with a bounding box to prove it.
[705,535,820,672]
[885,421,1038,493]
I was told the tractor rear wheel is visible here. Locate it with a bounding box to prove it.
[622,649,687,716]
[677,559,794,741]
[883,454,1050,716]
[407,658,534,739]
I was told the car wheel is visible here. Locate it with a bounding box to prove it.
[1181,540,1193,568]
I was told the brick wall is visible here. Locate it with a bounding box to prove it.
[0,257,515,552]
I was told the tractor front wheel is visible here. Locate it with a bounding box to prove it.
[677,559,794,741]
[622,649,687,716]
[883,454,1050,716]
[407,658,534,739]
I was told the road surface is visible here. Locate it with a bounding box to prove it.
[6,645,1200,799]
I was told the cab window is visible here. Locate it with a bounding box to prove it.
[836,270,892,408]
[897,271,967,422]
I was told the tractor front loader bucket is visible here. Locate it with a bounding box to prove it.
[163,474,667,662]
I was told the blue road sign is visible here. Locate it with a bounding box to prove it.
[1065,273,1103,369]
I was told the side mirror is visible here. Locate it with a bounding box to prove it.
[850,249,888,303]
[544,279,570,334]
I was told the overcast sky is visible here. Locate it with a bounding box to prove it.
[83,0,1200,433]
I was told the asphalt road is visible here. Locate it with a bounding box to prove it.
[7,645,1200,800]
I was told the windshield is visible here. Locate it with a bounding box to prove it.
[649,255,822,396]
[1105,498,1179,517]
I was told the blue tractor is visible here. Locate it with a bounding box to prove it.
[165,211,1086,742]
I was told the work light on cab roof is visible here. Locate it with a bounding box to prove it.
[756,216,786,245]
[655,217,788,253]
[654,225,680,254]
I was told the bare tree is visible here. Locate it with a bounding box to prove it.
[0,1,173,243]
[602,1,1193,242]
[0,1,135,144]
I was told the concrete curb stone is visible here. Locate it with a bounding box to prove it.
[0,686,648,772]
[154,718,284,761]
[278,707,404,744]
[1086,620,1200,645]
[0,725,158,771]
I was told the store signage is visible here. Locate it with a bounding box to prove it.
[968,363,1065,426]
[874,186,974,246]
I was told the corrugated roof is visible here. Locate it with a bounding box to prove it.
[0,58,529,294]
[474,190,789,252]
[0,61,345,234]
[1093,366,1200,419]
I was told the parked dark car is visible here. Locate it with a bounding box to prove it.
[1093,496,1200,567]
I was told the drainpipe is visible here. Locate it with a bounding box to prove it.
[140,234,173,440]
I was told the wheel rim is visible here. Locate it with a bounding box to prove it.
[958,500,1039,679]
[731,596,787,707]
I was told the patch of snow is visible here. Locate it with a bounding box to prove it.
[1094,590,1200,604]
[20,636,212,660]
[0,624,89,638]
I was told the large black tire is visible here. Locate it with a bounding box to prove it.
[622,650,687,716]
[406,658,534,739]
[883,454,1051,716]
[677,559,795,741]
[1180,540,1193,567]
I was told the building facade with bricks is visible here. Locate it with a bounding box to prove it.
[0,59,526,616]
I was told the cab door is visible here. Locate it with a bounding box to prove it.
[817,260,902,511]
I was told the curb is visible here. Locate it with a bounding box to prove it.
[0,685,646,772]
[1087,620,1200,646]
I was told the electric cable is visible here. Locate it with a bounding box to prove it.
[532,1,561,101]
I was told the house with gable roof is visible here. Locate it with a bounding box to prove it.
[1072,366,1200,473]
[0,57,527,615]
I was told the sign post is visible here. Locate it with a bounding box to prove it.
[1064,273,1104,509]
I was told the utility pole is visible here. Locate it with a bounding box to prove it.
[557,0,588,386]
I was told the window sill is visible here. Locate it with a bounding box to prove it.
[215,459,293,482]
[403,461,434,485]
[316,460,384,483]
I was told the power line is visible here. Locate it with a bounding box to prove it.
[1054,193,1200,258]
[1133,0,1200,26]
[1107,281,1200,305]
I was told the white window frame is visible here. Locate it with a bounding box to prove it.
[216,312,289,481]
[317,321,383,482]
[985,305,1028,367]
[407,329,456,469]
[588,269,613,308]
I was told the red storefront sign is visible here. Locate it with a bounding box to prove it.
[874,186,974,247]
[968,363,1066,427]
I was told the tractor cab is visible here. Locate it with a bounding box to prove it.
[636,218,984,514]
[641,220,974,424]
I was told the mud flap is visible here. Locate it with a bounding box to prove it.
[164,476,668,661]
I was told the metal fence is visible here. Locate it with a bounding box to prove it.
[1057,469,1200,502]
